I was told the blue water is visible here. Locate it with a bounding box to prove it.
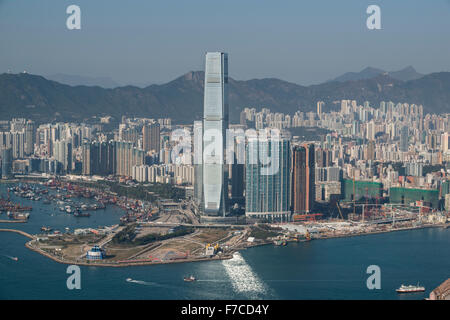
[0,184,449,300]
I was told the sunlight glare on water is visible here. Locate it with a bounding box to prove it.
[222,252,269,299]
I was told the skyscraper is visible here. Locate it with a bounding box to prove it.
[53,139,72,173]
[82,141,116,176]
[142,121,160,153]
[292,143,315,214]
[400,126,409,152]
[1,148,13,179]
[193,121,203,207]
[115,141,145,177]
[317,101,324,118]
[245,136,291,221]
[202,52,229,216]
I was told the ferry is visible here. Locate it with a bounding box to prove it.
[184,275,196,282]
[396,283,425,293]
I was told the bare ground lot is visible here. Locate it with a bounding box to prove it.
[36,227,240,263]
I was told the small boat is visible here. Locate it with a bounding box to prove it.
[74,211,90,217]
[396,283,425,293]
[11,257,18,261]
[184,275,196,282]
[273,240,287,246]
[126,278,133,282]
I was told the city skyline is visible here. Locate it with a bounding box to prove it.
[1,1,450,304]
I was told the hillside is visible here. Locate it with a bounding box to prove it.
[1,70,449,124]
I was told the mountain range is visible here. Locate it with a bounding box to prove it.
[329,66,424,82]
[1,68,450,124]
[45,74,121,89]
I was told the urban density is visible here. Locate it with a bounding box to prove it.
[3,0,450,308]
[1,53,449,266]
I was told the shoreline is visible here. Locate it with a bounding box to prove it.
[1,223,448,268]
[23,240,234,267]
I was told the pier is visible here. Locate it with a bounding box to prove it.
[0,228,34,239]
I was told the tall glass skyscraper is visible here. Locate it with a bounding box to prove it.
[245,135,291,221]
[202,52,229,216]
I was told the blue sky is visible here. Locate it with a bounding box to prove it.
[1,0,450,86]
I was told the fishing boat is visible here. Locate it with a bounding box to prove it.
[184,275,196,282]
[74,211,90,217]
[40,226,53,232]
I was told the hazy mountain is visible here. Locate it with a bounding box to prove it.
[330,67,386,82]
[330,66,424,82]
[388,66,424,81]
[0,70,449,124]
[45,73,121,88]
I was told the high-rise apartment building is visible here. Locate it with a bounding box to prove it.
[317,101,324,117]
[400,126,409,152]
[193,121,203,207]
[142,121,161,153]
[245,136,291,221]
[115,141,145,177]
[82,141,116,176]
[292,143,315,214]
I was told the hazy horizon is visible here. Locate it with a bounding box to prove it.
[1,0,450,86]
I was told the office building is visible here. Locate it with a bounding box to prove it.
[1,148,13,179]
[201,52,229,216]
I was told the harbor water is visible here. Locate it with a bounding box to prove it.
[0,184,449,300]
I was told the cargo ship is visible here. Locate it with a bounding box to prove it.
[396,283,425,293]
